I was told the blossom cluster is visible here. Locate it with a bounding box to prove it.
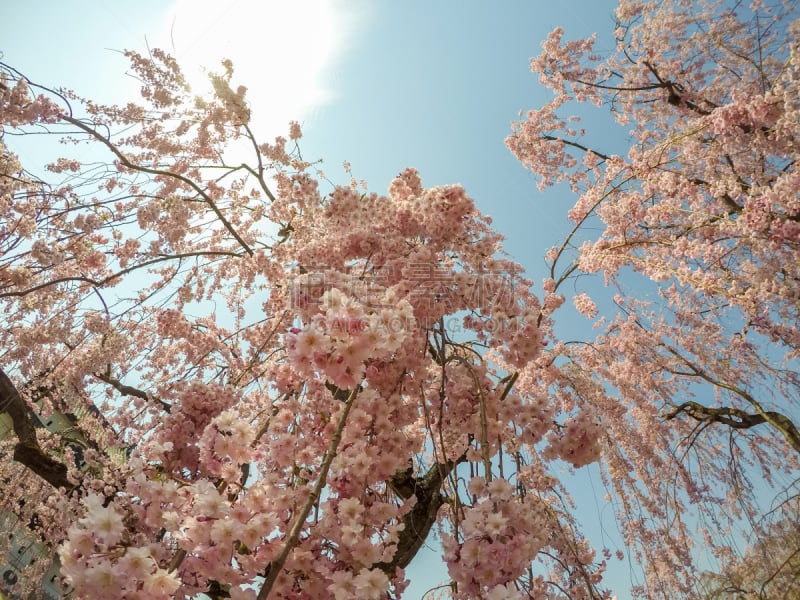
[285,287,414,389]
[0,49,619,600]
[544,411,603,468]
[58,494,182,600]
[442,478,550,597]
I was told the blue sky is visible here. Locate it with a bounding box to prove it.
[2,1,638,597]
[1,0,622,273]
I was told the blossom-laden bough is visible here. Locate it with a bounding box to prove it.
[0,50,607,599]
[507,0,800,597]
[4,1,798,597]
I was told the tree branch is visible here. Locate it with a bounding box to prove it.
[664,400,800,454]
[0,368,71,490]
[59,114,254,256]
[541,135,612,162]
[93,372,171,412]
[256,386,359,600]
[378,455,464,574]
[661,345,800,454]
[2,251,243,300]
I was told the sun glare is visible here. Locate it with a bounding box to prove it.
[158,0,363,139]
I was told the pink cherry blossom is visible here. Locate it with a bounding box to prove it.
[1,3,796,598]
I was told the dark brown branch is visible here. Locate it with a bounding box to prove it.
[569,78,668,93]
[665,400,800,454]
[643,61,714,116]
[93,372,171,412]
[643,59,777,138]
[241,122,276,203]
[0,368,71,490]
[378,456,464,574]
[663,346,800,454]
[541,135,612,162]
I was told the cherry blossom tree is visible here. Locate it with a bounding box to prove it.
[0,52,611,599]
[697,495,800,598]
[2,1,798,598]
[507,0,799,596]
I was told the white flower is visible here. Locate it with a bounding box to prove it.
[353,568,389,599]
[79,495,124,546]
[143,568,181,595]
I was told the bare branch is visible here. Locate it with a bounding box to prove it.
[665,400,800,454]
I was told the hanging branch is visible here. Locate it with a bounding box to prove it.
[256,386,359,600]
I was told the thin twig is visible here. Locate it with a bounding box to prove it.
[256,386,359,599]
